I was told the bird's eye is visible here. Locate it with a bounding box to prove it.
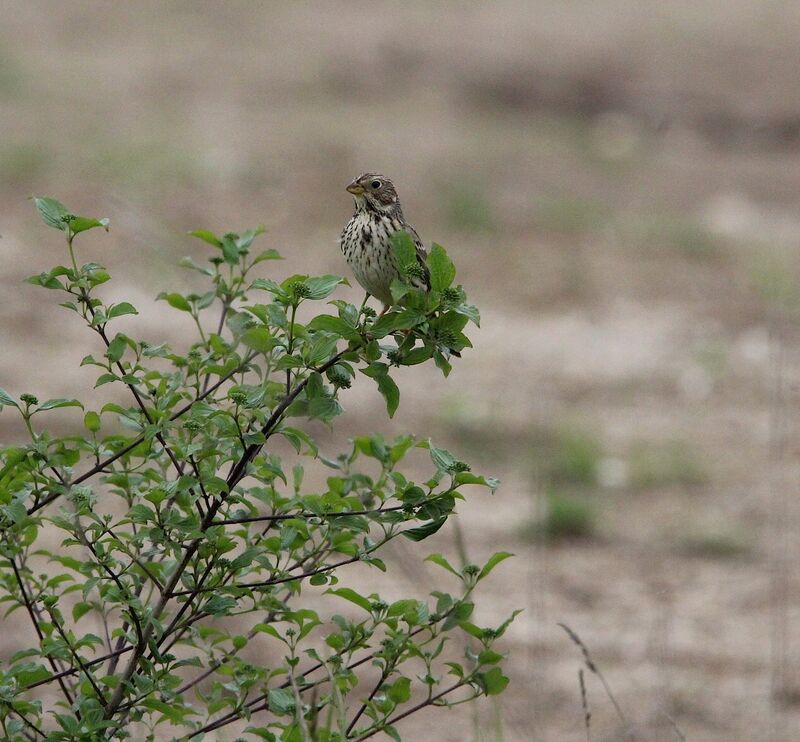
[370,180,381,189]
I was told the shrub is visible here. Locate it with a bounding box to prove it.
[0,198,515,740]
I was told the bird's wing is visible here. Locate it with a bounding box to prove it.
[405,224,431,290]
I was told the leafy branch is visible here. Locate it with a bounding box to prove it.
[0,196,512,741]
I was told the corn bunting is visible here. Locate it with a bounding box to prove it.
[339,173,430,314]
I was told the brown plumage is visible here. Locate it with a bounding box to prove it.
[339,173,430,312]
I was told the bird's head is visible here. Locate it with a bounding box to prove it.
[346,173,400,213]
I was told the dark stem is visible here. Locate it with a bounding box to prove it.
[352,680,468,741]
[9,558,76,706]
[170,532,394,597]
[213,503,405,526]
[25,646,132,691]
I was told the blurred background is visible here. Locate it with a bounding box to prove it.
[3,1,800,739]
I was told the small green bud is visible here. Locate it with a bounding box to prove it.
[386,350,403,366]
[448,461,471,474]
[61,214,77,225]
[441,287,461,303]
[210,256,224,266]
[20,393,38,406]
[68,486,94,509]
[370,600,388,614]
[183,419,202,432]
[188,348,202,361]
[462,564,480,576]
[361,306,377,319]
[229,390,248,405]
[403,262,426,281]
[326,365,352,389]
[285,628,296,637]
[291,282,312,299]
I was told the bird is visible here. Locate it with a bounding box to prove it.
[339,173,430,315]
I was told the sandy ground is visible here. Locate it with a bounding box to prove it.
[3,2,800,739]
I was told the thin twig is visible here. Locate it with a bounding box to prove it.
[213,503,405,526]
[47,604,108,706]
[169,533,395,597]
[9,558,76,706]
[558,623,632,736]
[352,680,468,741]
[25,646,132,691]
[578,668,591,742]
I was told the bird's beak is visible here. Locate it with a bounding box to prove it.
[346,180,365,195]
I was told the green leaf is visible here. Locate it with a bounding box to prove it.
[458,621,485,639]
[220,234,239,264]
[250,277,284,296]
[188,229,222,247]
[252,248,283,263]
[478,649,504,665]
[242,327,275,353]
[105,336,127,363]
[455,302,481,327]
[307,395,342,423]
[430,446,457,472]
[304,275,346,300]
[376,374,400,418]
[36,398,83,411]
[433,350,452,377]
[402,517,447,542]
[26,272,64,290]
[157,292,192,312]
[427,243,456,291]
[493,609,523,639]
[69,216,110,235]
[478,667,509,696]
[387,676,411,703]
[425,553,460,577]
[391,230,417,268]
[72,602,92,622]
[33,196,70,231]
[478,552,514,581]
[371,309,425,337]
[399,346,433,365]
[361,362,388,379]
[268,688,296,715]
[232,635,248,650]
[307,315,353,336]
[307,334,340,366]
[236,225,266,250]
[106,302,138,319]
[0,387,19,408]
[179,256,214,275]
[454,471,500,493]
[94,373,118,387]
[83,411,101,432]
[325,587,372,612]
[202,595,236,616]
[445,662,465,678]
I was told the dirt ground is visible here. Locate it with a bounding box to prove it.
[3,2,800,740]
